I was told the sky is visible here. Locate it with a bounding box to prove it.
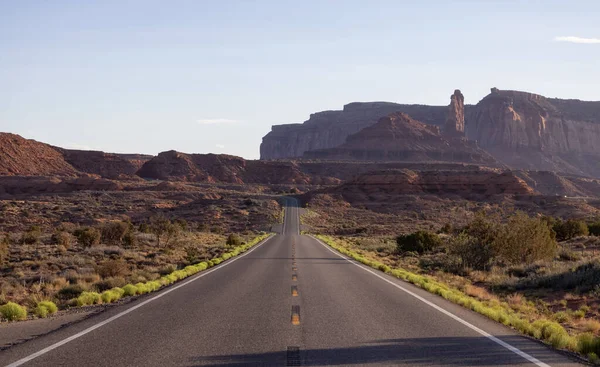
[1,1,599,159]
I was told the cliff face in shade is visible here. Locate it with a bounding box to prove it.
[260,102,447,159]
[135,151,341,185]
[443,90,465,138]
[303,112,498,165]
[319,169,534,202]
[466,88,600,177]
[59,150,152,179]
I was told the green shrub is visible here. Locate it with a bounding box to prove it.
[74,227,101,247]
[396,231,441,254]
[554,219,589,241]
[447,232,494,270]
[493,212,558,265]
[101,288,123,303]
[0,302,27,321]
[38,301,58,314]
[34,305,49,318]
[76,291,102,306]
[122,284,138,296]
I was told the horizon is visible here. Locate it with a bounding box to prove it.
[2,1,599,159]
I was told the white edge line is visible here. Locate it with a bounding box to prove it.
[309,235,551,367]
[4,235,275,367]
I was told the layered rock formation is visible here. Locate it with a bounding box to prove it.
[136,150,340,185]
[443,90,465,138]
[260,102,447,159]
[467,88,600,177]
[60,149,151,179]
[0,133,80,176]
[0,133,151,179]
[303,112,497,164]
[318,169,534,203]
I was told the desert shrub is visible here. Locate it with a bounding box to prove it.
[464,211,501,245]
[57,284,85,300]
[447,232,494,270]
[554,219,589,241]
[0,302,27,321]
[174,219,188,231]
[93,277,127,292]
[0,234,9,265]
[97,259,129,278]
[493,212,558,264]
[21,226,41,244]
[396,231,441,254]
[122,284,138,296]
[100,288,124,303]
[76,291,102,306]
[34,301,58,318]
[226,234,242,247]
[51,231,73,248]
[149,215,171,247]
[589,222,600,237]
[440,223,453,234]
[184,246,201,264]
[122,232,137,248]
[74,227,101,247]
[515,260,600,292]
[101,221,130,245]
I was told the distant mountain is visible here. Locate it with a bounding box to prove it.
[303,112,497,165]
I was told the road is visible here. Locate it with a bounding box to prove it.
[0,198,582,366]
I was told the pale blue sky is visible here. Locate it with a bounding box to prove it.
[1,1,599,159]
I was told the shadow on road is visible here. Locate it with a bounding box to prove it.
[189,335,575,366]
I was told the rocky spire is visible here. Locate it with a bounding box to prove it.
[444,89,465,138]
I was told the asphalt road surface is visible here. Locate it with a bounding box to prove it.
[0,198,583,366]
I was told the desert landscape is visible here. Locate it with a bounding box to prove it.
[3,86,600,363]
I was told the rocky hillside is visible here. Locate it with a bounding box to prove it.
[303,112,497,164]
[136,150,340,185]
[467,88,600,177]
[260,102,447,159]
[59,149,151,179]
[0,133,150,179]
[310,169,534,204]
[0,133,80,176]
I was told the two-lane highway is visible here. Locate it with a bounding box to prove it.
[0,199,582,366]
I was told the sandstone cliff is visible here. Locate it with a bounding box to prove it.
[260,102,447,159]
[444,90,465,138]
[467,88,600,177]
[303,112,497,164]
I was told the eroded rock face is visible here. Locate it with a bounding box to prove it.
[0,133,79,176]
[444,90,465,138]
[329,169,534,200]
[260,102,447,159]
[60,150,152,179]
[467,88,600,176]
[303,112,497,164]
